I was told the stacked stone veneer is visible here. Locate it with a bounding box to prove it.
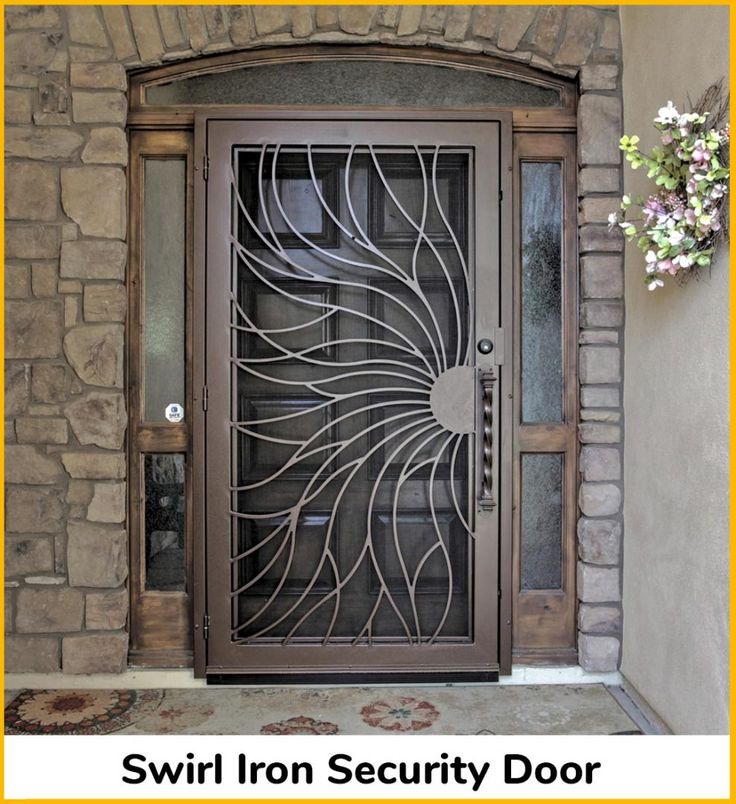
[5,5,624,674]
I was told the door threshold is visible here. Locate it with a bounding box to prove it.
[6,665,622,690]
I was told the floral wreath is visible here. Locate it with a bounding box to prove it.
[609,81,729,291]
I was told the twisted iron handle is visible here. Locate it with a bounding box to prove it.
[478,369,496,511]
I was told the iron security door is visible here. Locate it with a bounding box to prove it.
[199,113,509,680]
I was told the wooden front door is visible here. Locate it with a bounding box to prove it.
[196,111,512,681]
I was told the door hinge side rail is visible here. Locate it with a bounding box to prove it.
[203,614,210,640]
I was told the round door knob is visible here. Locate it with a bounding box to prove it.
[477,338,494,354]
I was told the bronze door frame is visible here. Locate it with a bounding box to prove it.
[192,109,514,680]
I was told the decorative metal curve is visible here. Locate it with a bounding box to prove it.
[228,142,479,645]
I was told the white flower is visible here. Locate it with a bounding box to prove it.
[655,101,680,124]
[647,278,665,291]
[607,212,619,226]
[675,253,692,268]
[668,230,684,245]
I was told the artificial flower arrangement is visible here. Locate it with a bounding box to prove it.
[609,81,729,291]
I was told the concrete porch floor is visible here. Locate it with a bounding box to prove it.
[5,679,655,736]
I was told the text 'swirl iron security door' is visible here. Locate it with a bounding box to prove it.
[201,114,506,680]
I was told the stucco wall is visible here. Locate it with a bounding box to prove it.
[620,7,729,734]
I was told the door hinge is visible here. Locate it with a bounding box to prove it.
[202,385,208,411]
[203,153,209,181]
[499,189,503,202]
[203,614,210,640]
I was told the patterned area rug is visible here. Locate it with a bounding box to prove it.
[5,684,640,736]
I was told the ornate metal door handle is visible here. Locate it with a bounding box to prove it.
[478,369,496,511]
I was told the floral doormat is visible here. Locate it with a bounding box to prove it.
[5,684,640,736]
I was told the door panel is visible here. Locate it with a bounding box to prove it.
[201,116,507,679]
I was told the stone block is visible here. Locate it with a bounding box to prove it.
[6,364,30,415]
[528,7,564,55]
[579,330,618,345]
[577,563,620,603]
[16,587,84,633]
[67,479,94,505]
[580,63,619,91]
[580,447,621,482]
[61,451,126,479]
[599,14,620,50]
[62,631,128,674]
[70,63,126,90]
[6,636,60,673]
[580,346,620,384]
[66,391,127,449]
[72,91,126,125]
[5,89,33,123]
[32,364,67,403]
[253,6,291,35]
[579,422,621,444]
[228,7,255,43]
[61,167,126,239]
[579,197,620,225]
[444,8,471,41]
[6,300,62,359]
[128,6,165,61]
[472,7,501,40]
[339,6,376,35]
[60,240,127,279]
[581,409,620,423]
[578,95,622,165]
[101,6,137,60]
[5,127,85,161]
[5,265,29,298]
[15,417,68,445]
[6,589,14,633]
[578,634,619,672]
[578,604,622,634]
[6,224,60,259]
[580,300,623,328]
[580,224,623,253]
[87,482,126,523]
[6,6,62,30]
[6,444,62,484]
[555,8,599,65]
[6,31,61,70]
[315,6,339,28]
[579,482,621,517]
[30,262,58,297]
[81,127,127,165]
[396,6,422,36]
[64,324,124,387]
[83,283,126,322]
[67,521,127,587]
[85,587,128,630]
[420,6,446,34]
[68,6,108,46]
[578,517,622,565]
[6,536,54,575]
[581,386,620,408]
[497,7,535,51]
[158,6,185,47]
[582,255,623,299]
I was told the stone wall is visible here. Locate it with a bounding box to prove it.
[5,5,624,674]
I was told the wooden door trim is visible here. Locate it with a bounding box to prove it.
[128,130,195,665]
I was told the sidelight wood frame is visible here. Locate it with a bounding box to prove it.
[127,130,194,666]
[126,46,578,676]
